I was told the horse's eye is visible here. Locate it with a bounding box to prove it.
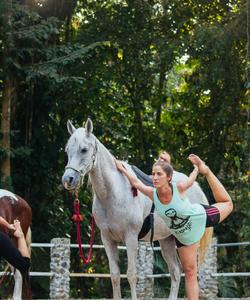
[81,148,87,154]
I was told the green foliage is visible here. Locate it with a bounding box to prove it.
[218,277,241,297]
[0,0,249,298]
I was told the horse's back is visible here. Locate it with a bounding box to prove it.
[0,189,32,235]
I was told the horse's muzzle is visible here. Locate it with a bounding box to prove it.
[62,170,81,190]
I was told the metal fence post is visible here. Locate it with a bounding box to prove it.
[50,238,71,299]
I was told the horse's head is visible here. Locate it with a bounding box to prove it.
[62,118,98,191]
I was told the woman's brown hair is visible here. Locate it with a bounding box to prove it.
[153,160,173,180]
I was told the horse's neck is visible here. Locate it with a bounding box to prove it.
[89,142,117,201]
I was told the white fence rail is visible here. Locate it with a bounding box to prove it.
[28,241,250,278]
[1,239,249,299]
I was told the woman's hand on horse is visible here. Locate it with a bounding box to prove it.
[13,220,25,239]
[8,223,16,230]
[0,216,15,230]
[115,159,126,172]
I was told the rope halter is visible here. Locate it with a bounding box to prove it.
[65,138,98,188]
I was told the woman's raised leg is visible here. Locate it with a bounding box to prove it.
[188,154,233,222]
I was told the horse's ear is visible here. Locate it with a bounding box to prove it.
[85,118,93,136]
[67,120,76,135]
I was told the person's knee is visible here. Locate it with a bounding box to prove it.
[226,199,233,214]
[183,264,197,280]
[229,200,233,211]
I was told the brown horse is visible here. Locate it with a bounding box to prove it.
[0,189,32,300]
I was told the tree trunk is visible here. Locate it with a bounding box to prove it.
[1,0,13,184]
[1,78,14,181]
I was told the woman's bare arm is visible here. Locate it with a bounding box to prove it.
[13,220,30,258]
[0,216,15,230]
[115,159,154,200]
[177,165,199,193]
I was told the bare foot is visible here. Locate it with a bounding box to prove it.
[188,154,210,175]
[158,151,171,164]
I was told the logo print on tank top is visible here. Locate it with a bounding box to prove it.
[165,208,190,230]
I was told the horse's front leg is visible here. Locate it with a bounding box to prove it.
[125,233,138,300]
[10,267,22,300]
[101,232,121,300]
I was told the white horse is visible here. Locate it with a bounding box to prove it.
[62,118,212,300]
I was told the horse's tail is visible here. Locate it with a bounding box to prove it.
[199,227,213,265]
[23,226,32,300]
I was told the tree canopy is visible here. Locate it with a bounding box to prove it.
[0,0,249,298]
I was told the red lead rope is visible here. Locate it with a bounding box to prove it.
[73,196,95,265]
